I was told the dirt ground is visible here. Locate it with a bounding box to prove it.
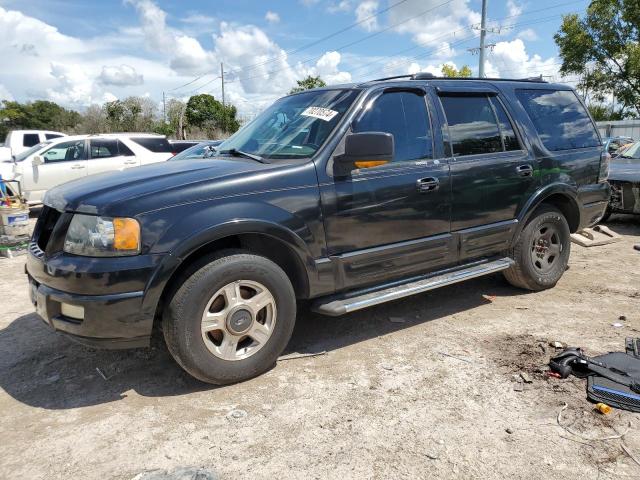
[0,215,639,480]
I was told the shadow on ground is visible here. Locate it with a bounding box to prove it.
[0,271,529,410]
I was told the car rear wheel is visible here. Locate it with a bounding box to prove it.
[504,205,571,291]
[163,251,296,384]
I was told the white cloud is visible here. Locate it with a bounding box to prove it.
[180,13,216,25]
[388,0,480,59]
[125,0,215,75]
[328,1,352,13]
[485,39,557,79]
[355,1,379,31]
[312,51,352,84]
[517,28,539,41]
[265,11,280,23]
[506,0,523,19]
[99,65,144,86]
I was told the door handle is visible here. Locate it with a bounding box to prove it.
[71,164,85,169]
[416,177,439,193]
[124,160,137,165]
[516,164,533,177]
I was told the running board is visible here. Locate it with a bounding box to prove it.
[312,257,515,316]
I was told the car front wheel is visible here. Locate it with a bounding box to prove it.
[163,251,296,384]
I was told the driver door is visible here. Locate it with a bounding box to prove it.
[319,88,453,289]
[23,139,87,203]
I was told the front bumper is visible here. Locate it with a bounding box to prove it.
[26,247,164,349]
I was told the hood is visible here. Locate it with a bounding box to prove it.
[609,158,640,183]
[44,157,274,216]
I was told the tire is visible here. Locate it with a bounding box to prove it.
[503,205,571,291]
[163,251,296,384]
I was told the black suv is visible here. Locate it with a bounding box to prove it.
[27,74,610,384]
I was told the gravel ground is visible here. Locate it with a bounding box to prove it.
[0,215,639,479]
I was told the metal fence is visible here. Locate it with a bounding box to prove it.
[596,120,640,140]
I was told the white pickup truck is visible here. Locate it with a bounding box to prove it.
[0,130,66,161]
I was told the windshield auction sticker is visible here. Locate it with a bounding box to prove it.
[301,107,339,122]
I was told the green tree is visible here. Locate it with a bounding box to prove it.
[104,96,157,132]
[554,0,640,116]
[0,99,81,138]
[289,75,327,94]
[588,104,625,121]
[185,94,240,136]
[441,64,473,78]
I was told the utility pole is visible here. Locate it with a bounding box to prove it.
[162,91,166,123]
[479,0,488,77]
[468,0,497,77]
[220,62,225,107]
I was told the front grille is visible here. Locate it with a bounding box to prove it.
[34,206,62,253]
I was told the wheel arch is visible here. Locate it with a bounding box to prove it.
[142,220,317,328]
[516,184,581,239]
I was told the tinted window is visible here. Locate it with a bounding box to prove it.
[117,140,135,156]
[45,134,64,140]
[489,97,520,151]
[131,137,173,153]
[354,91,432,162]
[170,142,198,153]
[23,133,40,147]
[42,140,85,163]
[516,89,600,151]
[440,95,502,156]
[90,139,119,159]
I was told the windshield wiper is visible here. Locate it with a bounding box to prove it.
[219,148,270,164]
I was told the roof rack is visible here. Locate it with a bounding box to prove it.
[362,72,548,84]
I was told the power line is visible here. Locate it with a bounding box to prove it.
[168,0,413,92]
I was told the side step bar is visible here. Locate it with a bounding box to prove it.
[312,257,515,316]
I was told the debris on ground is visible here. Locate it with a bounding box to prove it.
[482,294,497,302]
[595,403,612,415]
[520,372,533,384]
[438,351,472,364]
[278,351,327,361]
[132,467,219,480]
[570,225,622,247]
[550,341,565,349]
[227,409,247,420]
[388,317,407,323]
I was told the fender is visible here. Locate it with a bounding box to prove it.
[514,183,581,241]
[139,200,320,319]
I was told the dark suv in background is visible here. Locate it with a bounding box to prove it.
[27,73,609,384]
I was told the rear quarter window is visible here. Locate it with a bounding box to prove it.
[516,89,600,151]
[131,137,173,153]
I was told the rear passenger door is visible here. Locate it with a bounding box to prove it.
[438,92,536,261]
[87,138,139,176]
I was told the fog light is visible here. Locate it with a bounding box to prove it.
[61,303,85,320]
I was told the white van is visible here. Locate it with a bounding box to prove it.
[0,133,175,205]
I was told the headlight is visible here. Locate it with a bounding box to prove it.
[63,215,141,257]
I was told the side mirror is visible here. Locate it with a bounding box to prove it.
[334,132,394,175]
[32,155,44,166]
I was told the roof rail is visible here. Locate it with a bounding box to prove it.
[362,72,548,85]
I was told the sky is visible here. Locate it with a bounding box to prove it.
[0,0,588,117]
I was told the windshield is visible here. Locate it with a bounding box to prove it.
[13,142,51,162]
[218,89,360,160]
[170,141,221,161]
[620,142,640,160]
